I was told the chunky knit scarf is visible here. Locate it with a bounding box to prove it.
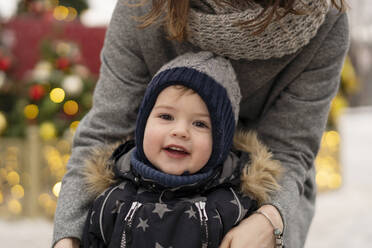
[187,0,330,60]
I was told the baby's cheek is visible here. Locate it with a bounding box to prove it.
[198,137,212,163]
[143,127,157,158]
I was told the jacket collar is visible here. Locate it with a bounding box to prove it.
[83,131,282,206]
[113,143,245,193]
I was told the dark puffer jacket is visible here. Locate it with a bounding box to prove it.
[81,132,282,248]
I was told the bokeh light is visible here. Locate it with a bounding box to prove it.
[70,121,80,132]
[53,6,69,21]
[62,154,70,165]
[24,104,39,120]
[38,193,51,207]
[56,42,71,57]
[38,193,57,216]
[6,171,20,185]
[46,199,57,216]
[315,130,342,191]
[11,184,25,199]
[53,182,62,197]
[0,111,7,134]
[63,100,79,115]
[50,88,65,103]
[316,171,328,188]
[53,5,78,22]
[324,131,340,150]
[66,7,78,22]
[7,199,22,215]
[57,140,71,154]
[329,173,342,189]
[40,122,57,141]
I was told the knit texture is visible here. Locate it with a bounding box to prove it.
[156,52,241,123]
[131,149,214,187]
[135,52,241,177]
[188,0,330,60]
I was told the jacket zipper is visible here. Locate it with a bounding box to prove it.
[195,201,209,248]
[121,201,142,248]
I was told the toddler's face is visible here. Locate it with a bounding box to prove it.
[143,85,212,175]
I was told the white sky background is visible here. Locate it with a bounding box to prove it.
[0,0,118,26]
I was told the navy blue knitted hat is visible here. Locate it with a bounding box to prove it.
[134,52,241,177]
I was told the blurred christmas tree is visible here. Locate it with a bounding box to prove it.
[0,24,16,136]
[0,37,96,139]
[17,0,88,20]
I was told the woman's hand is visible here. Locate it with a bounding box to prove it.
[54,238,80,248]
[219,205,283,248]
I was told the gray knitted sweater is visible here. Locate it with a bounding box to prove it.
[52,1,349,247]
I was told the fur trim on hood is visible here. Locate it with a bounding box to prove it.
[82,131,282,206]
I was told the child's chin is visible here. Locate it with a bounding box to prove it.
[168,171,184,176]
[161,169,187,176]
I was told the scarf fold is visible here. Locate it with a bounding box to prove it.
[187,0,329,60]
[130,148,214,188]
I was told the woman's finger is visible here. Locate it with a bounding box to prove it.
[219,231,233,248]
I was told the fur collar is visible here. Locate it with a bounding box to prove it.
[83,131,282,205]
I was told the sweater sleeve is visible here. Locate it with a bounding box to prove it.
[256,12,349,245]
[52,1,150,246]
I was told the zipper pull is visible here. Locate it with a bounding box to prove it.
[124,201,142,222]
[122,202,142,248]
[195,201,208,221]
[195,201,209,248]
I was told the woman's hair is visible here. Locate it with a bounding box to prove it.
[127,0,347,41]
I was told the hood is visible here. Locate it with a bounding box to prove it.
[83,131,282,206]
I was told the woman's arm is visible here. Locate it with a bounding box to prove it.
[52,1,150,246]
[221,11,349,248]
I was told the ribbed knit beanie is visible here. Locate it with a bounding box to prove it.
[134,51,241,177]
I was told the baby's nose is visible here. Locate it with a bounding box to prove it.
[171,123,189,139]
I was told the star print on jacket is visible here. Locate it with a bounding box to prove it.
[136,217,149,231]
[230,199,239,206]
[118,181,127,190]
[111,200,125,214]
[152,203,172,218]
[185,206,197,219]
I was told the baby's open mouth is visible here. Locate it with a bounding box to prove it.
[163,146,190,155]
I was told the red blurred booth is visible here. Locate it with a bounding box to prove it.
[3,16,106,80]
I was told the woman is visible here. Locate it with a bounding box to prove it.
[53,0,349,247]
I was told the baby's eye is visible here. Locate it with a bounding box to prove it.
[193,121,209,129]
[158,114,173,121]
